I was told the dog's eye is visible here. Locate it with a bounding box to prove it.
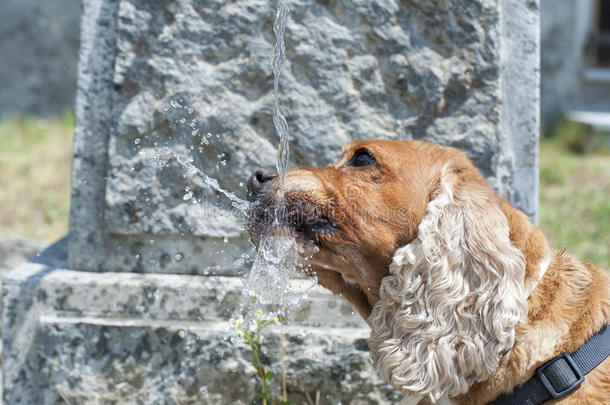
[348,150,376,167]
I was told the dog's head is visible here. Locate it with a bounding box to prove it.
[247,140,534,401]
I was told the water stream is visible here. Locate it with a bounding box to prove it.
[152,0,303,337]
[272,0,291,181]
[228,0,309,336]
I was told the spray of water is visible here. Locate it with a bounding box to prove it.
[228,230,318,339]
[149,2,308,339]
[272,0,291,181]
[158,147,251,213]
[247,234,316,307]
[152,102,314,338]
[226,1,321,338]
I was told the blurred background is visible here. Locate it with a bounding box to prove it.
[0,0,608,271]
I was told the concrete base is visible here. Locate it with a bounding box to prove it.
[2,239,401,404]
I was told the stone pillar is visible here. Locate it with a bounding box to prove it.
[3,0,540,403]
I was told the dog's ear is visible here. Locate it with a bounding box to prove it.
[368,165,528,402]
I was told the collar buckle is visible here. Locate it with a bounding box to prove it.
[536,353,584,399]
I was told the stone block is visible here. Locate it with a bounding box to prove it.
[68,0,541,275]
[0,237,46,276]
[3,240,401,404]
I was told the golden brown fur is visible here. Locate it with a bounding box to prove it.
[249,140,610,404]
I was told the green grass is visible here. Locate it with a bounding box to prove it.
[0,113,74,241]
[539,121,609,269]
[0,114,607,268]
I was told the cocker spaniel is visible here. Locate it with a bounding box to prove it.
[247,140,610,404]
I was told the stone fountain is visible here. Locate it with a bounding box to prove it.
[3,0,540,403]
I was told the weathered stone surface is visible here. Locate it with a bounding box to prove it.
[0,236,47,341]
[502,0,541,224]
[3,241,401,404]
[0,0,80,118]
[0,237,46,276]
[0,236,47,402]
[69,0,540,274]
[33,321,401,405]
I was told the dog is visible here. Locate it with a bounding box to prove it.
[246,140,610,404]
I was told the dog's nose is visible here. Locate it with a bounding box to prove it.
[247,168,278,199]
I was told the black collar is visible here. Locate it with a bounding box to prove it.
[488,325,610,405]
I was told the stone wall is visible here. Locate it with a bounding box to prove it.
[0,0,80,118]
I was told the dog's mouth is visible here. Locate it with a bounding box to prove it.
[283,205,338,236]
[247,196,338,245]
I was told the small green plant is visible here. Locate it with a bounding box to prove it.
[234,313,293,405]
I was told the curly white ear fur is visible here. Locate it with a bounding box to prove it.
[368,166,528,403]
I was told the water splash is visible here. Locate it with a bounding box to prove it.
[243,233,314,306]
[152,4,310,341]
[155,146,251,214]
[225,1,308,338]
[225,0,318,339]
[228,231,318,339]
[272,0,291,181]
